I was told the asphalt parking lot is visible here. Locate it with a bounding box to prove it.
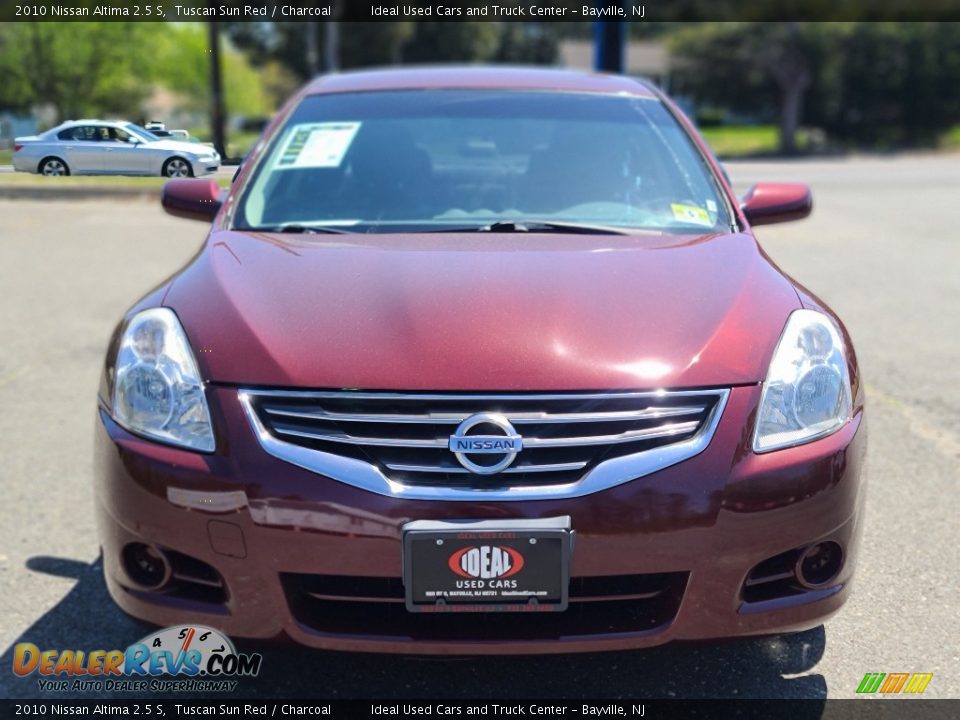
[0,155,957,701]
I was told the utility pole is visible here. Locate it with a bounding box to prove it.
[323,19,339,72]
[208,18,228,160]
[305,22,320,76]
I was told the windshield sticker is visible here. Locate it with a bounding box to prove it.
[276,122,361,169]
[706,199,718,213]
[671,203,713,227]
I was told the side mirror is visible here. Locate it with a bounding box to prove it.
[162,178,223,222]
[740,183,812,226]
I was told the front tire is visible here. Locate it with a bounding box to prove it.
[39,157,69,176]
[162,157,193,178]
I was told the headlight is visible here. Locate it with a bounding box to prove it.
[753,309,852,453]
[111,308,214,452]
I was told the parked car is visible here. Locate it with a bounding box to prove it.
[144,120,192,142]
[95,67,865,654]
[13,119,219,177]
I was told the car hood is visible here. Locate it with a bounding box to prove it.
[144,140,215,156]
[164,230,801,390]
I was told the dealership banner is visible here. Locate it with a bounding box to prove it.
[5,0,960,22]
[1,700,958,719]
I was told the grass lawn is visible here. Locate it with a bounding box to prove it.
[940,125,960,150]
[184,129,261,162]
[703,123,960,157]
[226,131,261,161]
[700,125,782,158]
[0,149,12,165]
[0,173,231,189]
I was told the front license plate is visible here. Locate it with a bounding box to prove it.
[402,517,571,613]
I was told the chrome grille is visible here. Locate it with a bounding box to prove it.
[240,389,729,501]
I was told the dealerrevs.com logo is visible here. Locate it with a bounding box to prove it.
[12,625,262,693]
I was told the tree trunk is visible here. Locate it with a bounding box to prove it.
[779,80,805,156]
[770,22,811,157]
[208,19,227,160]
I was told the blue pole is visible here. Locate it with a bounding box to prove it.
[593,4,626,73]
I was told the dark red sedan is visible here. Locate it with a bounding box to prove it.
[95,67,865,654]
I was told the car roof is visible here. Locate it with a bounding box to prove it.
[58,119,133,127]
[304,66,659,99]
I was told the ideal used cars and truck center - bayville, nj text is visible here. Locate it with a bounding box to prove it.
[15,4,645,19]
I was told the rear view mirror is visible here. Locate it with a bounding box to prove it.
[161,179,223,222]
[740,183,812,226]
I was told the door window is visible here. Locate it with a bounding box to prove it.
[57,126,100,141]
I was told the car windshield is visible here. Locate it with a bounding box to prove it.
[123,123,160,142]
[234,90,732,234]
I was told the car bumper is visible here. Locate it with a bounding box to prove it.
[94,384,866,655]
[12,155,35,173]
[191,160,220,176]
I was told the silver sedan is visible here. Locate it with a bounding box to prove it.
[12,120,221,177]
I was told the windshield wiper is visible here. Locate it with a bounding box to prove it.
[242,224,356,235]
[423,220,640,236]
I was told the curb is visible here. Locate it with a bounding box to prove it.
[0,184,162,201]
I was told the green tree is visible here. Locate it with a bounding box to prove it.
[402,22,500,63]
[493,23,558,64]
[154,24,271,118]
[0,21,273,133]
[668,22,825,155]
[227,22,416,78]
[0,23,156,122]
[808,23,960,146]
[668,22,960,151]
[226,21,558,80]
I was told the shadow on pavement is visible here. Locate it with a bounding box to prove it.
[1,556,827,706]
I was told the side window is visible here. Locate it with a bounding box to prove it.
[57,126,100,141]
[73,126,99,142]
[93,126,112,142]
[109,127,135,143]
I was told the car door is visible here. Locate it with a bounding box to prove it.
[97,126,145,175]
[56,126,103,174]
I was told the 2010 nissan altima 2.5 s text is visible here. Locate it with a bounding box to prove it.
[95,67,866,654]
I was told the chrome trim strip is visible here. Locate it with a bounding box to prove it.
[238,389,730,501]
[511,407,705,423]
[263,405,706,424]
[265,408,468,424]
[270,419,699,449]
[244,389,717,401]
[523,421,699,447]
[274,427,445,448]
[383,461,589,475]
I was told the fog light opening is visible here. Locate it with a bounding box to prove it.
[795,541,843,589]
[122,543,172,590]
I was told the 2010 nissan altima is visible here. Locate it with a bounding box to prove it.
[94,67,866,654]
